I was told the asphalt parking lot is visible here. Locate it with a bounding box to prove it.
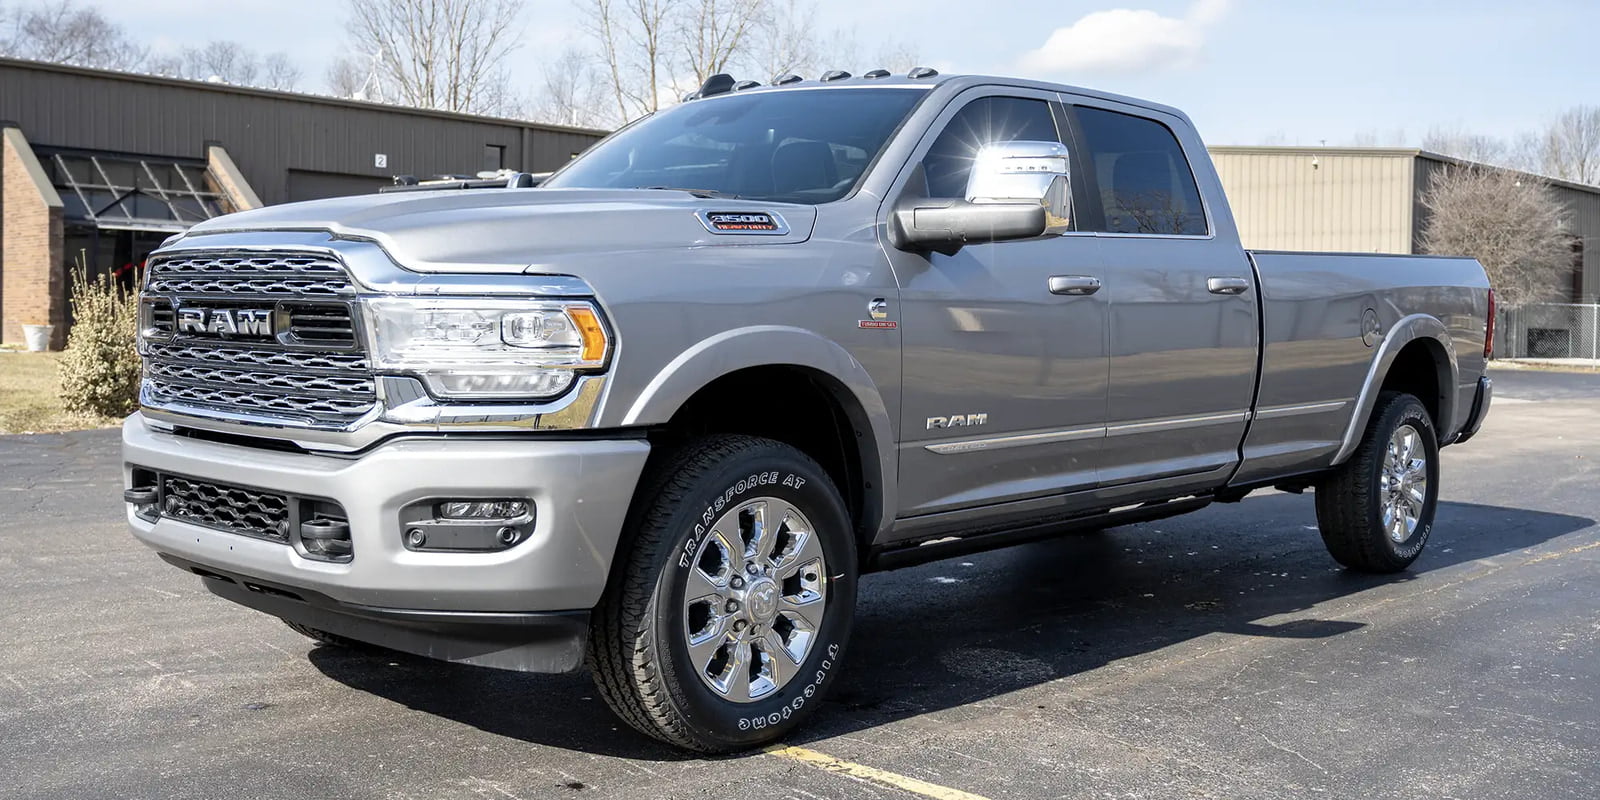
[2,366,1596,800]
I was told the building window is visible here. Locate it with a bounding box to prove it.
[42,150,232,230]
[483,144,505,173]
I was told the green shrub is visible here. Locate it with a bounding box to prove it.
[58,259,142,418]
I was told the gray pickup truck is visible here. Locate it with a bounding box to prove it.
[122,70,1493,751]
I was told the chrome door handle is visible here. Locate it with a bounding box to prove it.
[1048,275,1101,295]
[1206,276,1250,295]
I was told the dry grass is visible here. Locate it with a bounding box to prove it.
[0,351,118,434]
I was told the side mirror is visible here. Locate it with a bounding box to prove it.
[966,140,1072,234]
[890,199,1047,256]
[891,140,1071,255]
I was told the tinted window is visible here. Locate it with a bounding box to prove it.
[543,89,926,204]
[1074,106,1207,235]
[923,97,1061,198]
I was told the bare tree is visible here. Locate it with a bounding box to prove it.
[144,40,301,91]
[326,52,389,101]
[676,0,762,87]
[259,53,302,91]
[532,48,611,128]
[578,0,919,125]
[1421,124,1526,169]
[342,0,525,114]
[750,0,817,80]
[180,41,261,85]
[1422,166,1573,309]
[0,0,145,70]
[1533,106,1600,186]
[581,0,681,123]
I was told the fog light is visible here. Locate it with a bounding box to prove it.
[438,500,529,520]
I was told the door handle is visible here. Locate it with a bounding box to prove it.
[1206,276,1250,295]
[1048,275,1101,295]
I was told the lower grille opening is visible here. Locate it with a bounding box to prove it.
[242,582,304,601]
[130,469,353,562]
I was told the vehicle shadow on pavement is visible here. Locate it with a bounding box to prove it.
[307,496,1591,759]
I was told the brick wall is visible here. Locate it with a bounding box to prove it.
[2,126,65,349]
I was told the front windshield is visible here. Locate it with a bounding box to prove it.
[543,88,928,204]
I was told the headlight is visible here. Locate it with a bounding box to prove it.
[365,298,610,399]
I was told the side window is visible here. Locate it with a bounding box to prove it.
[923,97,1061,199]
[1073,106,1208,236]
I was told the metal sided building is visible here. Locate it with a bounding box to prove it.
[1208,145,1600,304]
[0,57,606,348]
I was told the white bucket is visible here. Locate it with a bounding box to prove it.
[21,324,54,352]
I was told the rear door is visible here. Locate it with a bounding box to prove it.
[1064,101,1259,492]
[883,89,1109,521]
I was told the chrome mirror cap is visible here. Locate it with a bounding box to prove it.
[966,140,1072,234]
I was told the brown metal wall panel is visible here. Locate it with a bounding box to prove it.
[0,59,606,207]
[1210,148,1415,254]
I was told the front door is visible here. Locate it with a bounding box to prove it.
[885,90,1110,520]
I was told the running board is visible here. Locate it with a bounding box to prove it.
[866,496,1212,572]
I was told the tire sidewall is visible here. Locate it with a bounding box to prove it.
[1367,397,1440,562]
[647,446,857,747]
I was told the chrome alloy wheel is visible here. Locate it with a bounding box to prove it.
[681,497,828,703]
[1379,423,1429,543]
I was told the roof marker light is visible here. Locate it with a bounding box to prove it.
[863,69,890,78]
[698,73,736,98]
[773,73,804,85]
[908,66,939,79]
[733,80,762,91]
[820,70,852,81]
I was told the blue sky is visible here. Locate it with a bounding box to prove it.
[107,0,1597,145]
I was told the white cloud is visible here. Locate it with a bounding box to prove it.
[1019,0,1234,76]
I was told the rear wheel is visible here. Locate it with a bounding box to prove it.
[1314,391,1440,572]
[588,435,857,752]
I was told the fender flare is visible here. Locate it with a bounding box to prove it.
[1330,313,1459,465]
[618,325,898,540]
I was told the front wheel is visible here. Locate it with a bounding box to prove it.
[588,435,858,752]
[1314,391,1441,572]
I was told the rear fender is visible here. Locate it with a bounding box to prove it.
[1330,314,1458,465]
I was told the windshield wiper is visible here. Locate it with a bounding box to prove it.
[635,185,741,199]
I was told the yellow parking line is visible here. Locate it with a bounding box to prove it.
[764,744,992,800]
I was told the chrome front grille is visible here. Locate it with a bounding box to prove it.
[147,253,353,296]
[140,250,375,428]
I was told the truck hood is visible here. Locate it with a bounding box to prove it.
[181,188,818,274]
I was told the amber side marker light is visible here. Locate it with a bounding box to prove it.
[566,305,608,363]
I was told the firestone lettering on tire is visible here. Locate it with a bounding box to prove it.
[737,643,840,730]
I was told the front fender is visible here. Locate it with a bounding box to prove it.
[1331,313,1459,465]
[611,325,898,539]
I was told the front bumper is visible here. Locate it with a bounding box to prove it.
[123,414,651,661]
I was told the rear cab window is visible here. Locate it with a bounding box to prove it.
[1071,106,1208,236]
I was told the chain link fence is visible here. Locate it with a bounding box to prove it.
[1497,303,1600,360]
